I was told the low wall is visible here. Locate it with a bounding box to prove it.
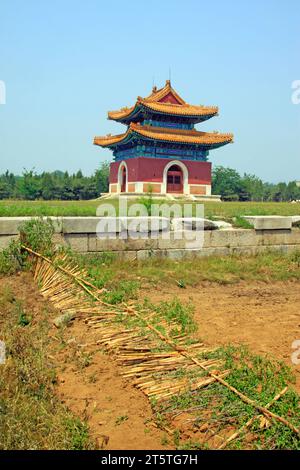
[0,216,300,260]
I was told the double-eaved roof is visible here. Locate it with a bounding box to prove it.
[94,80,233,150]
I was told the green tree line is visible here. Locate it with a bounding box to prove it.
[0,163,109,200]
[212,166,300,202]
[0,164,299,201]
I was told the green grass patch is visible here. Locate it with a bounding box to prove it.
[1,199,300,221]
[74,250,300,291]
[158,346,300,450]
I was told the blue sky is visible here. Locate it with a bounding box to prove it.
[0,0,299,182]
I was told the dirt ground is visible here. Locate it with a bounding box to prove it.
[139,280,300,392]
[53,319,168,450]
[0,273,167,450]
[2,273,300,449]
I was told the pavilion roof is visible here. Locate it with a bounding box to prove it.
[94,123,233,149]
[107,80,219,122]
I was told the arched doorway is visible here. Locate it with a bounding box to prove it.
[120,166,127,193]
[166,165,183,193]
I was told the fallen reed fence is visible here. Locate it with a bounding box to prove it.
[22,245,300,449]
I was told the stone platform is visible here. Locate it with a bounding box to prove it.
[0,215,300,259]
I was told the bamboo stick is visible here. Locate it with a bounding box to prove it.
[218,386,289,450]
[23,245,113,307]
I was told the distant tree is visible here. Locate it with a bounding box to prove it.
[75,170,83,179]
[94,162,110,195]
[0,182,13,199]
[212,166,243,200]
[41,173,56,200]
[17,169,41,200]
[1,163,298,202]
[241,173,265,201]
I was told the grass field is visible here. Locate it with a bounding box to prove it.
[72,251,300,303]
[0,199,300,221]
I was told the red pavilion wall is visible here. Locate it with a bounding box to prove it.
[109,158,211,185]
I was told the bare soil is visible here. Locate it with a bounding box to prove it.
[53,319,168,450]
[139,280,300,392]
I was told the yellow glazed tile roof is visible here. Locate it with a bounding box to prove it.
[145,80,186,104]
[94,123,233,147]
[107,80,218,120]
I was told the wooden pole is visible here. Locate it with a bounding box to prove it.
[218,386,289,449]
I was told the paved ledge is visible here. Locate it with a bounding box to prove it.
[243,216,292,230]
[0,216,63,235]
[0,216,300,259]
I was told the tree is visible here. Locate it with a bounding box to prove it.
[41,173,55,200]
[212,166,243,200]
[0,182,13,199]
[241,173,265,201]
[94,162,110,195]
[17,169,41,200]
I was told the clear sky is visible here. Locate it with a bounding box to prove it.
[0,0,299,182]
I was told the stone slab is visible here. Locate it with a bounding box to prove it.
[0,216,62,235]
[243,216,292,230]
[63,216,170,234]
[171,218,218,231]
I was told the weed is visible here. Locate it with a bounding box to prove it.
[64,417,92,450]
[88,373,98,384]
[155,299,196,334]
[0,218,55,275]
[0,239,26,275]
[173,429,180,447]
[233,216,254,229]
[138,185,154,215]
[115,415,129,426]
[176,279,186,289]
[77,351,93,369]
[18,311,31,327]
[19,217,55,256]
[103,280,139,305]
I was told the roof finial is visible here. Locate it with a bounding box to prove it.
[152,75,157,93]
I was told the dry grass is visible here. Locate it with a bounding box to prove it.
[0,284,95,450]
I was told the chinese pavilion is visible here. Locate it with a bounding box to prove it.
[94,80,233,197]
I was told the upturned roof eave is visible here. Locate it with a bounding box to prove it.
[94,125,233,150]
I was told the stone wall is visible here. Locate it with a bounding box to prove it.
[0,216,300,260]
